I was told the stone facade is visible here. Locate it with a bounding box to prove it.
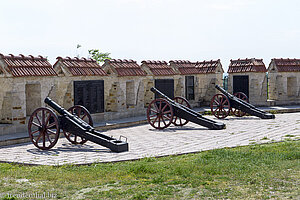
[6,52,300,138]
[169,59,224,107]
[267,58,300,105]
[0,54,57,135]
[227,58,268,106]
[0,55,226,136]
[102,59,147,119]
[141,60,180,107]
[195,60,224,106]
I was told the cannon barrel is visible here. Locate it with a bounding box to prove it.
[150,87,195,112]
[214,85,275,119]
[215,85,256,109]
[150,87,173,102]
[150,87,226,129]
[215,85,232,97]
[44,97,94,130]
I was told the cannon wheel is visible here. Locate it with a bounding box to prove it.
[28,107,60,150]
[63,105,93,144]
[210,94,231,119]
[172,96,191,126]
[231,92,249,117]
[147,98,174,129]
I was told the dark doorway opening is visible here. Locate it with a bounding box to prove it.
[233,75,249,97]
[154,79,174,99]
[74,80,104,113]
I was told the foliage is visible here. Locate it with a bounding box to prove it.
[0,141,299,199]
[88,49,111,64]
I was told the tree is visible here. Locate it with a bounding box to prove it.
[88,49,111,64]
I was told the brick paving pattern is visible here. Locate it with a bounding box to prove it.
[0,113,299,166]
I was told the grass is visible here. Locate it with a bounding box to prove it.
[268,110,278,114]
[203,110,212,115]
[0,141,299,199]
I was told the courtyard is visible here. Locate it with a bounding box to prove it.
[0,112,299,166]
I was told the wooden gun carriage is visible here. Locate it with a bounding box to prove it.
[147,87,226,130]
[28,97,128,152]
[210,85,275,119]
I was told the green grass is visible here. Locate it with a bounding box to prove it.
[203,110,212,115]
[268,110,278,114]
[0,141,299,199]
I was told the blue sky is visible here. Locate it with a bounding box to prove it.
[1,0,300,71]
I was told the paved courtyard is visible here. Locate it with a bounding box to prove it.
[0,112,299,166]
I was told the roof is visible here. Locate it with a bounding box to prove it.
[228,58,267,73]
[270,58,300,72]
[104,59,147,76]
[141,60,177,76]
[55,57,107,76]
[195,59,222,73]
[169,60,199,75]
[0,53,57,77]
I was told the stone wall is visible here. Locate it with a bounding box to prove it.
[196,73,223,106]
[268,72,300,105]
[4,56,300,138]
[227,72,268,106]
[0,76,57,135]
[144,78,154,107]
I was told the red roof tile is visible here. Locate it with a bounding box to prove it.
[270,58,300,72]
[169,60,200,75]
[228,58,266,73]
[195,59,221,74]
[141,60,177,76]
[105,59,146,76]
[0,53,57,77]
[55,57,107,76]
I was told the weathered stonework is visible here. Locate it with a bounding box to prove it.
[195,60,224,106]
[227,72,267,106]
[227,58,268,106]
[0,54,58,135]
[267,58,300,105]
[102,59,147,117]
[143,79,154,107]
[4,53,290,140]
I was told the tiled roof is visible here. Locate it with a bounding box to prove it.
[56,57,107,76]
[0,53,57,77]
[105,59,147,76]
[228,58,267,73]
[271,58,300,72]
[141,60,177,76]
[169,60,199,75]
[195,59,221,73]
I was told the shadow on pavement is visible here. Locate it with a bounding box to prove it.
[148,125,208,132]
[215,116,262,121]
[27,143,110,155]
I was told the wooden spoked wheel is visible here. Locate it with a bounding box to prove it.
[210,94,231,119]
[231,92,249,117]
[172,96,191,126]
[147,98,174,129]
[63,105,93,144]
[28,107,60,150]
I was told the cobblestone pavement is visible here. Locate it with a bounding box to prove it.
[0,113,299,166]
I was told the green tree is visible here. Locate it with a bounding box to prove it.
[88,49,111,64]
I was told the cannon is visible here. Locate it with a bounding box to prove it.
[210,85,275,119]
[28,97,128,152]
[147,87,226,130]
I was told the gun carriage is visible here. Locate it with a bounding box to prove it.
[28,97,128,152]
[147,87,226,130]
[210,85,275,119]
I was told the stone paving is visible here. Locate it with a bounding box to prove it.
[0,113,299,166]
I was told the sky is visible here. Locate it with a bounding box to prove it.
[1,0,300,72]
